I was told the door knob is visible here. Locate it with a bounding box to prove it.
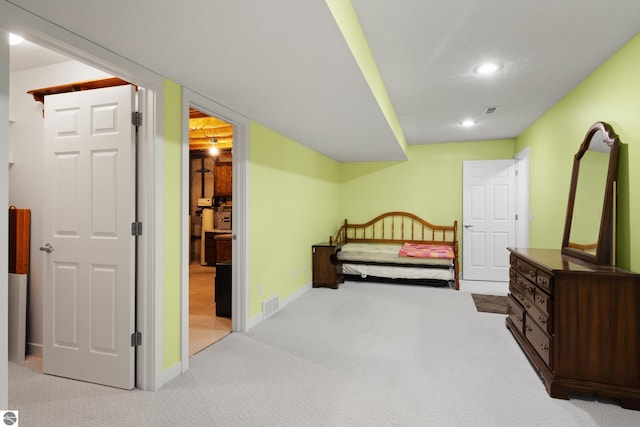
[39,243,54,253]
[464,225,474,229]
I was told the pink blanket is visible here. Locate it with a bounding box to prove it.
[398,243,454,259]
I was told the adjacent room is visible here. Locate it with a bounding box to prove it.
[187,107,233,355]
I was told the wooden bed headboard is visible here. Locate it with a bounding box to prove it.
[331,211,457,247]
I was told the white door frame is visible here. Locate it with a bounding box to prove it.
[1,3,165,391]
[180,88,249,373]
[514,147,531,248]
[1,13,10,409]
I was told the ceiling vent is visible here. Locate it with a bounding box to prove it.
[484,106,498,115]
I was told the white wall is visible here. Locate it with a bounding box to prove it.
[1,21,11,409]
[9,60,111,354]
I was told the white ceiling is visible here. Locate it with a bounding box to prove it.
[7,0,640,162]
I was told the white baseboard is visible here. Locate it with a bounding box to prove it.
[161,362,182,388]
[459,280,509,295]
[246,282,312,330]
[27,343,42,357]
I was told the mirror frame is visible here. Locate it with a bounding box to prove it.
[562,121,619,265]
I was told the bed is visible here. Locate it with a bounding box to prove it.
[330,211,459,290]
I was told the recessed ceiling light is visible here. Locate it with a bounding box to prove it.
[9,33,24,46]
[474,62,501,75]
[460,119,476,127]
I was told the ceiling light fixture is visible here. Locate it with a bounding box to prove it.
[460,119,476,128]
[9,33,24,46]
[474,62,501,75]
[208,137,219,156]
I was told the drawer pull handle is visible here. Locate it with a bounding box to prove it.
[539,277,548,285]
[525,285,533,294]
[540,343,549,352]
[524,301,531,309]
[516,315,523,323]
[527,271,536,279]
[536,296,545,305]
[538,316,547,325]
[526,325,532,332]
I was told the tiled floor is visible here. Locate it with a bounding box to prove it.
[189,262,231,355]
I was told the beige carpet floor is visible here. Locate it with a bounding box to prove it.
[8,282,640,426]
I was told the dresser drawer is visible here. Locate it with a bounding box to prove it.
[510,254,538,283]
[536,270,553,292]
[526,298,552,334]
[509,284,527,309]
[507,294,525,335]
[511,269,532,295]
[526,317,552,368]
[532,287,551,316]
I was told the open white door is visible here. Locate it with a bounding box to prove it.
[42,85,136,389]
[462,160,516,282]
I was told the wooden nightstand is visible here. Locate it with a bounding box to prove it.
[312,243,342,289]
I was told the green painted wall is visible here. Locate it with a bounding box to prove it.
[325,0,407,155]
[158,31,640,371]
[515,33,640,271]
[249,122,340,317]
[339,140,515,230]
[163,79,182,369]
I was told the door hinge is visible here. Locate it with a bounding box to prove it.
[131,111,143,127]
[131,222,143,236]
[131,331,142,347]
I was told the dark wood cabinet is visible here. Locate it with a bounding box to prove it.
[214,162,232,197]
[204,232,232,264]
[215,234,232,263]
[506,247,640,410]
[204,231,216,265]
[312,243,342,289]
[215,261,232,318]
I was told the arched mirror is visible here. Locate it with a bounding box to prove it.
[562,121,619,265]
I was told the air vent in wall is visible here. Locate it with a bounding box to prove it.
[263,295,279,319]
[484,107,498,114]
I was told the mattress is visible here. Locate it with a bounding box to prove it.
[337,243,452,267]
[342,263,454,281]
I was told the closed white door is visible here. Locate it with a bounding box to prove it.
[462,160,516,282]
[42,85,136,389]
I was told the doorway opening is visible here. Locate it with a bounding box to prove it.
[10,42,131,381]
[7,33,158,390]
[187,107,233,355]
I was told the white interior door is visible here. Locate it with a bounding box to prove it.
[42,85,136,389]
[463,160,516,282]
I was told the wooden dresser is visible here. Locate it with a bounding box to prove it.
[506,247,640,409]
